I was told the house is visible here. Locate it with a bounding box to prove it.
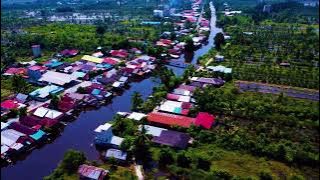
[153,9,164,17]
[44,59,64,69]
[81,55,103,64]
[92,52,104,58]
[60,49,79,57]
[1,129,32,151]
[126,112,146,121]
[152,130,190,149]
[38,71,78,87]
[139,125,168,137]
[215,55,224,62]
[147,111,194,128]
[15,93,28,103]
[206,65,232,73]
[191,77,225,87]
[33,107,64,120]
[94,122,112,133]
[103,57,121,65]
[110,49,128,59]
[94,123,124,147]
[194,112,215,129]
[3,67,27,77]
[1,100,26,111]
[105,149,127,161]
[29,85,64,101]
[157,100,191,115]
[1,122,9,131]
[20,115,59,129]
[166,93,191,103]
[9,122,46,141]
[57,94,78,112]
[172,88,192,96]
[78,164,109,180]
[32,45,41,57]
[156,39,173,47]
[177,84,197,92]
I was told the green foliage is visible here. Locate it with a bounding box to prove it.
[50,94,61,110]
[197,157,211,171]
[159,148,174,168]
[59,149,86,174]
[176,152,191,168]
[258,170,273,180]
[208,170,233,180]
[19,107,28,117]
[112,116,137,137]
[185,37,195,52]
[131,91,143,111]
[214,32,225,50]
[76,86,86,94]
[11,75,28,93]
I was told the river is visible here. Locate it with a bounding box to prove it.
[1,2,221,180]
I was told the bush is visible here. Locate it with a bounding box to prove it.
[258,170,273,180]
[176,152,191,168]
[208,169,233,180]
[197,157,211,171]
[60,149,86,174]
[159,148,174,167]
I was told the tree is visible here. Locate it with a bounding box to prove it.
[131,91,143,111]
[258,170,273,180]
[207,170,233,180]
[19,107,27,117]
[11,75,27,93]
[197,157,211,171]
[176,152,191,168]
[60,149,86,174]
[185,37,195,52]
[96,26,106,36]
[133,125,151,164]
[214,32,225,50]
[50,94,60,110]
[159,148,174,167]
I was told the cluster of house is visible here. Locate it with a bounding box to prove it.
[155,0,211,61]
[92,75,226,162]
[1,46,158,163]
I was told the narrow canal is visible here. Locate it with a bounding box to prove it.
[1,2,221,180]
[168,1,222,76]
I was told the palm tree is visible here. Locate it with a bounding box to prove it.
[131,91,143,111]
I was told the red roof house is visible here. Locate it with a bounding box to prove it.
[58,94,77,112]
[1,100,19,110]
[110,50,128,58]
[194,112,215,129]
[147,112,194,128]
[103,57,121,65]
[4,68,27,76]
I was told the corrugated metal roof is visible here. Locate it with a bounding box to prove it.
[81,55,103,64]
[127,112,146,121]
[147,112,194,128]
[105,149,127,160]
[139,125,167,137]
[39,71,77,86]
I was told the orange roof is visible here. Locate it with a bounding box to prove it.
[147,112,194,128]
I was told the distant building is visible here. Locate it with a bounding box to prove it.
[263,5,272,13]
[153,10,164,17]
[32,45,41,58]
